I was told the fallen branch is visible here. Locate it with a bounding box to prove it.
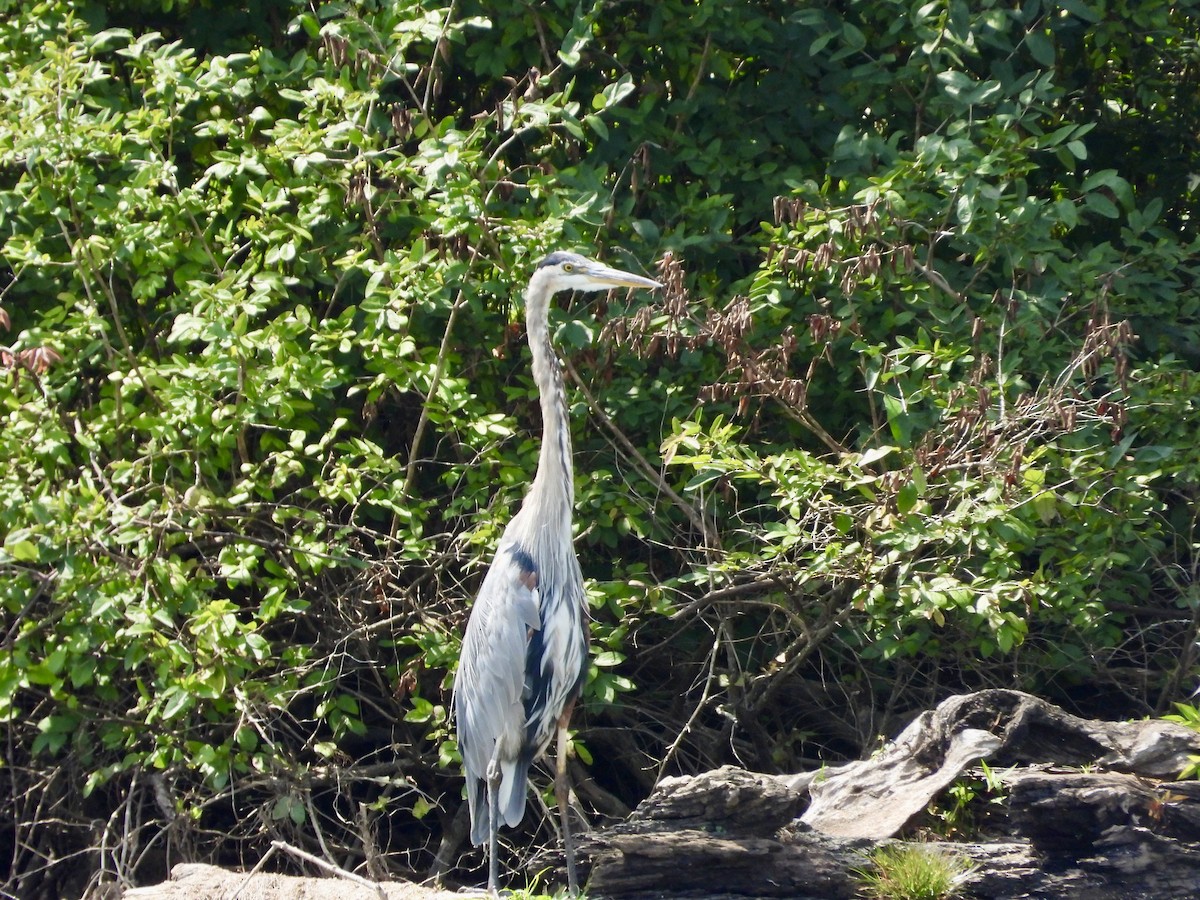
[228,841,386,900]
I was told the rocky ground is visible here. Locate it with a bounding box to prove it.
[126,690,1200,899]
[123,862,461,900]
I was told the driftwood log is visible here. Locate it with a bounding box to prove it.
[536,689,1200,899]
[801,688,1199,837]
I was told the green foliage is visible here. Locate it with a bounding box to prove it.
[854,843,974,900]
[2,0,1200,894]
[497,866,583,900]
[1162,703,1200,779]
[1163,702,1200,732]
[927,761,1008,838]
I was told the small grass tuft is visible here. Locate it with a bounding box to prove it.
[853,842,974,900]
[494,868,584,900]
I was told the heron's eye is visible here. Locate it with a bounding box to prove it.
[562,263,574,272]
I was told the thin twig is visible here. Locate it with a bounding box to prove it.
[402,245,483,498]
[776,400,851,456]
[225,843,279,900]
[668,575,789,622]
[228,840,386,900]
[655,625,721,783]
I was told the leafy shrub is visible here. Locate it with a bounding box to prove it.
[1,0,1199,894]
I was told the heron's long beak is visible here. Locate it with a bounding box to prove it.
[584,262,662,290]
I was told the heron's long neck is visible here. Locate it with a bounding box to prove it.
[525,289,574,518]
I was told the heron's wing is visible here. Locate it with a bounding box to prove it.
[453,540,541,841]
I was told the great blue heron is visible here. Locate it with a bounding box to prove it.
[453,251,661,895]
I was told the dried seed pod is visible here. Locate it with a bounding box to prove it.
[839,267,857,295]
[633,304,653,335]
[1115,353,1129,389]
[808,313,833,343]
[864,197,880,232]
[814,241,834,271]
[847,207,861,237]
[863,246,881,277]
[18,346,62,374]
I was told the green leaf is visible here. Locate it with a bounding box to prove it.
[583,113,609,140]
[1085,192,1120,218]
[412,796,434,820]
[858,446,897,467]
[1033,490,1058,524]
[809,30,836,56]
[159,687,192,721]
[558,9,594,65]
[596,73,635,110]
[87,28,133,52]
[5,539,39,563]
[1025,31,1055,67]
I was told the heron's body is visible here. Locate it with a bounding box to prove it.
[452,252,660,895]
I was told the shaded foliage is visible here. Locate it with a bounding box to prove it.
[1,0,1199,895]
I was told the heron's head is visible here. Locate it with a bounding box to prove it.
[533,251,661,295]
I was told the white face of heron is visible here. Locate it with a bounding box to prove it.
[536,252,662,295]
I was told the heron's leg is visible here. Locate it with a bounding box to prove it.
[486,755,502,897]
[556,698,579,896]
